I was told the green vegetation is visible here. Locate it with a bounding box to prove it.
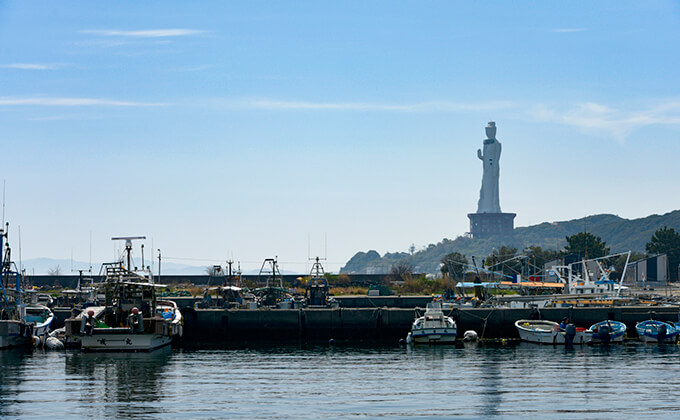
[564,232,610,259]
[440,252,468,280]
[646,226,680,280]
[342,210,680,276]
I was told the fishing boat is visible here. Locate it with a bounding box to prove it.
[66,237,182,352]
[547,252,632,297]
[25,304,54,338]
[635,320,679,343]
[0,223,34,349]
[305,257,338,308]
[587,320,626,343]
[253,258,293,308]
[515,319,592,344]
[406,302,457,344]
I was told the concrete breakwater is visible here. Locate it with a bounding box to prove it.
[179,305,680,342]
[50,297,680,343]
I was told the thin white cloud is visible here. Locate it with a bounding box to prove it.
[173,65,212,72]
[0,63,61,70]
[551,28,587,33]
[80,29,205,38]
[0,96,167,107]
[529,101,680,139]
[226,98,517,113]
[223,97,680,140]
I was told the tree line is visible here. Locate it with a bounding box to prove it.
[434,226,680,282]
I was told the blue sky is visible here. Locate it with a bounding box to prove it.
[2,1,680,273]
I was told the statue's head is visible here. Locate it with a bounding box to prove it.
[485,121,497,140]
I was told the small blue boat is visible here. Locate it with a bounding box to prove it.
[635,320,679,343]
[588,320,626,343]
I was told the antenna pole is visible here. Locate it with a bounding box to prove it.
[2,180,5,227]
[157,249,161,278]
[18,225,21,277]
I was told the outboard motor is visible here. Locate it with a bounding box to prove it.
[80,310,95,336]
[128,307,144,333]
[565,324,576,346]
[599,325,611,345]
[657,323,667,344]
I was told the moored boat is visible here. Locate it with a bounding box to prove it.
[66,237,183,352]
[25,304,54,338]
[515,319,592,344]
[587,320,626,343]
[635,320,679,343]
[0,223,33,349]
[406,302,457,344]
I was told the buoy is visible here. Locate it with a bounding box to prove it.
[329,338,336,347]
[398,338,406,347]
[463,330,478,342]
[45,336,64,350]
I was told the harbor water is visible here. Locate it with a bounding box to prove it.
[2,342,680,419]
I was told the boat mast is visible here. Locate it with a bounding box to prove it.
[617,251,631,297]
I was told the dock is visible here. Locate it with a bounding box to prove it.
[180,304,680,342]
[50,295,680,343]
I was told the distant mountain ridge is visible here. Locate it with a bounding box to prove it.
[340,210,680,274]
[19,258,207,275]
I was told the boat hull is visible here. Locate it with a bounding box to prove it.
[515,320,592,345]
[0,320,32,349]
[411,328,457,344]
[588,320,626,343]
[635,321,679,343]
[80,330,172,352]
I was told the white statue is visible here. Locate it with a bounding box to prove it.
[477,121,502,213]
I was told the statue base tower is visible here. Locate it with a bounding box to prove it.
[467,212,516,238]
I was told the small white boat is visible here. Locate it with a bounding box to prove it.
[635,320,679,343]
[407,302,457,344]
[587,320,626,343]
[515,319,592,344]
[25,304,54,337]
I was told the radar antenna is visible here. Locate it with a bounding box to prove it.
[111,236,146,271]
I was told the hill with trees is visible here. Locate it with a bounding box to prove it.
[340,210,680,275]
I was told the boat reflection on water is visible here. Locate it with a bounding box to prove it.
[0,349,30,418]
[64,346,172,418]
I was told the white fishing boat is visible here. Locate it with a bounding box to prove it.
[515,319,592,344]
[406,302,457,344]
[66,237,183,352]
[548,252,631,297]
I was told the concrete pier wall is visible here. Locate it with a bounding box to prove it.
[179,305,680,342]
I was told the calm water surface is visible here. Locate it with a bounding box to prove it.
[1,342,680,419]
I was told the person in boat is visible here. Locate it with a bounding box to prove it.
[127,307,144,333]
[559,317,569,331]
[80,310,96,336]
